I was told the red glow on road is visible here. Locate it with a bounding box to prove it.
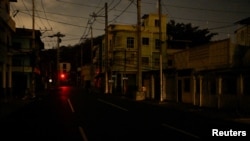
[59,86,70,101]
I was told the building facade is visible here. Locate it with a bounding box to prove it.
[100,13,168,97]
[58,62,71,86]
[0,0,17,99]
[11,28,44,98]
[172,17,250,112]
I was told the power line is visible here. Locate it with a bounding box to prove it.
[18,11,103,31]
[164,3,250,15]
[56,0,104,9]
[35,10,90,20]
[142,0,250,15]
[40,0,54,32]
[109,0,134,23]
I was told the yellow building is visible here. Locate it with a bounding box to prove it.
[102,13,167,96]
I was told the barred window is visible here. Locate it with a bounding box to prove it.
[142,37,149,45]
[127,37,134,48]
[155,19,160,27]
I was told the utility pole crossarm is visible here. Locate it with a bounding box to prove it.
[48,32,65,38]
[90,12,105,18]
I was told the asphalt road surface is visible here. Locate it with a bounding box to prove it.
[1,86,249,141]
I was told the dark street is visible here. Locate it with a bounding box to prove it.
[1,87,250,141]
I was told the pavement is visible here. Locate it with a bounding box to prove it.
[0,90,47,120]
[141,99,250,125]
[1,88,250,125]
[0,97,31,120]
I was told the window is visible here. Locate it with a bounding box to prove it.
[154,58,159,66]
[142,57,149,66]
[63,63,67,69]
[127,37,134,48]
[12,42,21,50]
[63,63,67,72]
[155,19,160,27]
[115,36,122,46]
[142,37,149,45]
[155,39,161,50]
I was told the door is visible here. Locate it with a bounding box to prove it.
[177,79,182,102]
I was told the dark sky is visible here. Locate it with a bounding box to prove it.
[10,0,250,49]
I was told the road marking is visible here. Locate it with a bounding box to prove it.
[78,126,89,141]
[98,99,129,112]
[67,98,75,113]
[162,123,200,139]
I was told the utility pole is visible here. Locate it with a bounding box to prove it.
[31,0,36,98]
[49,32,65,87]
[104,2,109,94]
[90,24,94,88]
[158,0,163,102]
[89,3,109,93]
[90,3,108,94]
[80,42,83,87]
[137,0,142,93]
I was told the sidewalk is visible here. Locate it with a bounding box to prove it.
[0,90,47,120]
[91,88,250,124]
[0,97,31,120]
[135,98,250,125]
[97,90,250,125]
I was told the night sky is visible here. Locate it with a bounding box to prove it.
[10,0,250,49]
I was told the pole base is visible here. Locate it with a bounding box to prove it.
[135,91,145,101]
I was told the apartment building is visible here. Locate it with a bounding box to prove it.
[100,13,167,97]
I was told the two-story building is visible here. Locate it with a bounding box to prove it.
[0,0,17,99]
[11,28,44,98]
[100,13,168,98]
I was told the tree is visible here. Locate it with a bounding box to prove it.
[167,20,218,48]
[74,35,103,65]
